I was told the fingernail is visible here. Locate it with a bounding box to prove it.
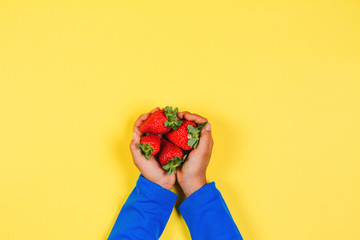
[133,132,137,140]
[205,123,211,130]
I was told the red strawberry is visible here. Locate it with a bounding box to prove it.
[166,121,208,150]
[137,135,161,160]
[140,106,182,134]
[158,139,186,175]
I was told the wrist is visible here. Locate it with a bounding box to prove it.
[142,175,174,191]
[159,181,174,191]
[179,177,207,197]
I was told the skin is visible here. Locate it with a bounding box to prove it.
[130,108,213,197]
[130,107,175,190]
[176,111,213,197]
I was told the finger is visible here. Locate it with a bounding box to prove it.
[197,123,213,151]
[183,113,208,124]
[150,107,160,114]
[133,113,150,136]
[130,131,166,175]
[178,111,191,119]
[130,132,147,165]
[130,132,141,153]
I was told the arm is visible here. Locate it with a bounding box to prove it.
[108,174,177,240]
[108,108,177,239]
[179,182,242,240]
[176,112,243,240]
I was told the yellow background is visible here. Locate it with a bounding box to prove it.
[1,0,359,239]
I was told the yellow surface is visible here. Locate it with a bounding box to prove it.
[1,0,359,239]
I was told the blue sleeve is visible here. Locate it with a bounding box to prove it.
[179,182,243,240]
[108,174,178,240]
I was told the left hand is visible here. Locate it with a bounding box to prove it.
[176,111,213,197]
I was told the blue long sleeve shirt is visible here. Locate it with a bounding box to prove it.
[108,174,243,240]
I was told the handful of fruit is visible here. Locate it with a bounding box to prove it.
[137,106,207,175]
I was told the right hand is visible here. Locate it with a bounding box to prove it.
[129,108,176,190]
[176,112,214,197]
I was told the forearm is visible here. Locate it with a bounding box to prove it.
[108,174,177,240]
[179,177,207,198]
[179,182,243,240]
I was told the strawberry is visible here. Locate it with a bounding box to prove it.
[137,135,161,160]
[158,139,187,175]
[140,106,182,134]
[166,121,208,150]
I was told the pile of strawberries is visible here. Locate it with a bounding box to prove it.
[137,106,207,175]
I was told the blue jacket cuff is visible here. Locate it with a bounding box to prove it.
[179,182,217,214]
[137,174,178,207]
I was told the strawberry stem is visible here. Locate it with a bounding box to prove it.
[164,106,182,130]
[137,143,154,160]
[187,122,208,148]
[162,155,187,175]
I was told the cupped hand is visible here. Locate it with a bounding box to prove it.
[129,107,176,190]
[176,112,213,197]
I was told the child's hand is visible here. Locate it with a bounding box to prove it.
[130,108,176,190]
[176,112,213,197]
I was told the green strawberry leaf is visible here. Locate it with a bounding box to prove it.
[187,122,208,149]
[162,164,171,170]
[187,125,197,134]
[137,143,154,160]
[188,138,198,147]
[162,155,186,175]
[164,106,182,130]
[197,122,208,131]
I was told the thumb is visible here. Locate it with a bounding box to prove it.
[130,132,141,154]
[197,123,213,150]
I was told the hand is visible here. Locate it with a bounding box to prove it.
[129,107,176,190]
[176,112,213,197]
